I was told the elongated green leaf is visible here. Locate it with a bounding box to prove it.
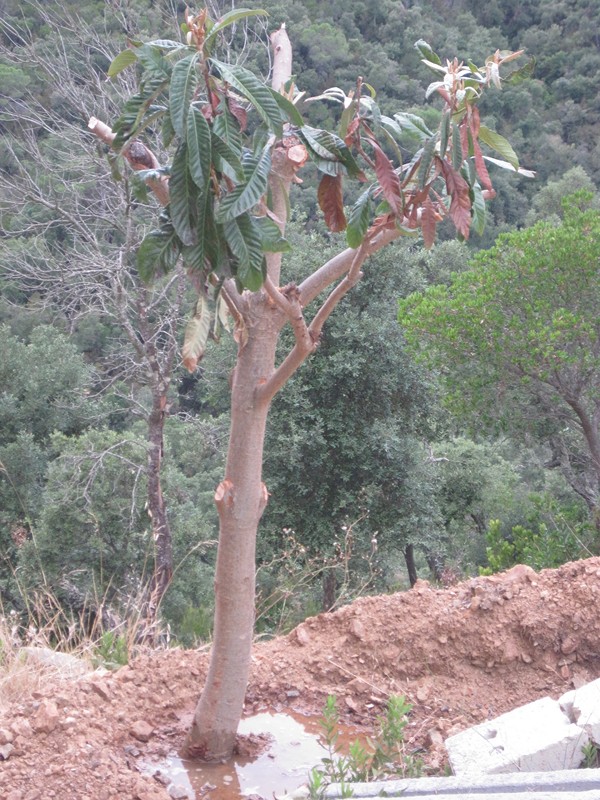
[203,9,268,53]
[211,130,245,180]
[299,126,363,179]
[187,104,212,189]
[216,146,272,223]
[108,49,138,77]
[393,112,432,141]
[162,112,176,148]
[346,187,372,248]
[182,294,212,372]
[112,94,146,147]
[269,87,304,128]
[503,57,536,85]
[213,102,243,154]
[417,136,438,189]
[483,155,536,178]
[137,224,181,283]
[311,159,343,177]
[439,111,451,158]
[414,39,442,67]
[452,123,463,170]
[223,213,264,289]
[478,125,519,170]
[135,44,170,77]
[169,53,199,138]
[255,216,291,253]
[210,59,283,134]
[470,181,486,236]
[145,39,188,51]
[169,143,198,245]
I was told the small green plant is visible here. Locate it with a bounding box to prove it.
[92,630,129,670]
[307,693,421,797]
[580,741,600,768]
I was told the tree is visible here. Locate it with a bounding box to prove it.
[262,238,443,605]
[399,194,600,532]
[90,6,527,759]
[0,324,90,602]
[0,2,190,619]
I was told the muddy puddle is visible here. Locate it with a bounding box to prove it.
[146,710,362,799]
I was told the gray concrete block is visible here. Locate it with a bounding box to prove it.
[445,696,589,775]
[323,768,600,798]
[560,678,600,745]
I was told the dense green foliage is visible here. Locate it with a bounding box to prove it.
[1,0,599,640]
[399,195,600,530]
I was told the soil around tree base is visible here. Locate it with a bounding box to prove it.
[2,557,600,800]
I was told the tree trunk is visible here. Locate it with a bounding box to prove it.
[145,385,172,624]
[183,297,281,760]
[404,543,418,587]
[322,568,337,612]
[426,550,445,583]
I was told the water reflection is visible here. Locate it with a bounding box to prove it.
[153,711,339,799]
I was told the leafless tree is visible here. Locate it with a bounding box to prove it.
[0,2,189,618]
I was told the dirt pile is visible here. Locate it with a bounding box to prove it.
[2,558,600,799]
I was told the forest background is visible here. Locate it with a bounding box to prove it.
[1,0,599,646]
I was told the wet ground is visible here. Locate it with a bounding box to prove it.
[145,710,360,799]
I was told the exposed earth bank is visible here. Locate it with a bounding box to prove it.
[2,557,600,799]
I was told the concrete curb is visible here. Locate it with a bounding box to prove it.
[323,768,600,797]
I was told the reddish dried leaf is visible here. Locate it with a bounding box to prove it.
[421,197,438,248]
[344,117,360,146]
[372,141,402,217]
[318,174,347,233]
[440,159,471,239]
[459,118,470,163]
[436,87,452,105]
[468,107,492,191]
[472,136,493,191]
[227,96,248,130]
[469,105,481,138]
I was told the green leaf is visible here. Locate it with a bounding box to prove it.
[187,104,212,189]
[203,9,268,53]
[137,223,181,283]
[470,181,486,236]
[216,145,272,223]
[478,125,519,170]
[311,159,343,177]
[169,53,200,139]
[108,49,138,78]
[182,294,212,372]
[482,156,536,178]
[255,216,291,253]
[393,112,433,141]
[213,102,243,157]
[346,187,372,248]
[169,143,198,245]
[452,123,463,170]
[210,59,283,134]
[135,44,170,77]
[439,111,451,158]
[162,112,176,148]
[299,126,364,179]
[503,57,536,85]
[414,40,442,67]
[145,39,188,50]
[211,130,245,180]
[223,213,264,289]
[417,136,438,189]
[269,87,304,128]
